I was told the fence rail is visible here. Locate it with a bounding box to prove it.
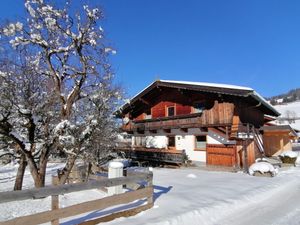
[0,170,153,225]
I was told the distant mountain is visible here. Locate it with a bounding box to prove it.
[268,88,300,105]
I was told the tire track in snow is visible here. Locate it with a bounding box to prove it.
[217,175,300,225]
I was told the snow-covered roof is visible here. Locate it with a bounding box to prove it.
[160,80,254,91]
[130,80,253,102]
[118,79,280,117]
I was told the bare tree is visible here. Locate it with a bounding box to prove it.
[0,48,61,189]
[0,0,122,188]
[285,110,297,124]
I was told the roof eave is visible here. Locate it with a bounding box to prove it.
[117,80,281,118]
[249,92,281,117]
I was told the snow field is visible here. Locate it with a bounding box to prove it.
[1,164,300,225]
[106,167,300,225]
[274,101,300,131]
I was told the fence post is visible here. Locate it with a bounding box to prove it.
[147,167,154,205]
[108,161,124,196]
[51,176,59,225]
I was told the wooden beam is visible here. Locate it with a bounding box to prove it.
[163,129,171,133]
[139,98,150,105]
[216,127,226,133]
[180,128,188,133]
[226,126,229,139]
[2,187,153,225]
[198,127,207,133]
[51,176,59,225]
[177,88,185,95]
[0,173,152,204]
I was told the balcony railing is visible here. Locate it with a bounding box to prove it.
[114,146,186,164]
[122,112,231,132]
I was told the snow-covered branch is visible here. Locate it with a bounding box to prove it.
[0,0,123,187]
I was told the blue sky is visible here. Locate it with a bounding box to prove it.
[1,1,300,98]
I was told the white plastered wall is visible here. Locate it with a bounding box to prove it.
[132,128,213,162]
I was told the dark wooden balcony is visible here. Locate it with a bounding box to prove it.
[122,112,233,133]
[114,146,186,165]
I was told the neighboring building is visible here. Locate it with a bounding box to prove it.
[116,80,280,168]
[262,125,298,156]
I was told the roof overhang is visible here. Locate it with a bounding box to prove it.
[116,80,281,117]
[261,125,298,137]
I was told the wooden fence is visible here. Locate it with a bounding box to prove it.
[0,170,153,225]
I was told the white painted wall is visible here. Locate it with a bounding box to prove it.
[183,135,206,162]
[132,128,207,162]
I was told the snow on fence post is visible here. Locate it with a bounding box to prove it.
[108,161,124,196]
[51,176,59,225]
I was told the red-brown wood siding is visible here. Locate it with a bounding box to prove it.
[131,101,235,128]
[206,144,237,167]
[129,89,267,129]
[152,101,171,118]
[150,100,234,123]
[176,104,191,115]
[236,141,256,168]
[199,101,234,125]
[127,87,267,130]
[150,101,191,119]
[135,113,145,121]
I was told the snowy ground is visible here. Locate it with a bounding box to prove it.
[106,167,300,225]
[274,101,300,131]
[0,163,107,223]
[1,163,300,225]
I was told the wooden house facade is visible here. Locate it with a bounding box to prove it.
[116,80,280,168]
[262,125,298,156]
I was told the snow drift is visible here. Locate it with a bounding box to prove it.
[248,162,278,176]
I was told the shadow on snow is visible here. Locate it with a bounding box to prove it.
[62,185,172,225]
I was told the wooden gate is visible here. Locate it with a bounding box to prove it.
[206,144,237,167]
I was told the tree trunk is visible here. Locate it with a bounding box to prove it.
[34,175,45,188]
[37,147,51,187]
[38,155,48,187]
[26,153,46,188]
[58,155,77,184]
[14,154,27,190]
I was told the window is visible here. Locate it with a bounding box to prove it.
[195,135,206,150]
[168,136,176,148]
[167,106,175,117]
[193,102,205,113]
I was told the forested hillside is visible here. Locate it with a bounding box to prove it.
[268,88,300,105]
